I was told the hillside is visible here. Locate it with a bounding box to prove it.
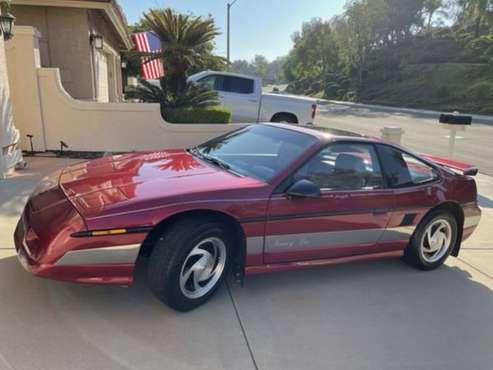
[357,38,493,114]
[282,0,493,116]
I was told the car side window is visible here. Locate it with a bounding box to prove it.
[376,145,439,187]
[294,143,384,191]
[222,76,255,94]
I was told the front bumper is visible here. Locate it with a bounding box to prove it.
[15,216,138,286]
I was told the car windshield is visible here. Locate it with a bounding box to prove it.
[192,125,318,182]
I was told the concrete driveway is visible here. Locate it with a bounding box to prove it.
[1,157,493,370]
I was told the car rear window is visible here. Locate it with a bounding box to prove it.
[376,145,439,187]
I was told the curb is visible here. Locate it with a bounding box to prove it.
[317,99,493,126]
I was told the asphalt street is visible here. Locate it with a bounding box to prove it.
[316,102,493,176]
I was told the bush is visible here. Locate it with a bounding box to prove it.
[166,106,232,124]
[467,81,493,100]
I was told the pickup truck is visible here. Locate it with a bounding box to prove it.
[187,71,318,125]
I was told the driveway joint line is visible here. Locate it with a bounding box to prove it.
[0,352,13,370]
[225,280,259,370]
[457,256,493,281]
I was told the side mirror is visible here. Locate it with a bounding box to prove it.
[286,179,321,199]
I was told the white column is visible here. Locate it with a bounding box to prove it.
[0,27,23,179]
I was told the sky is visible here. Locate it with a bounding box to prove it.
[119,0,347,61]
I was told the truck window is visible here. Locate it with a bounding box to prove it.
[222,76,255,94]
[198,75,225,91]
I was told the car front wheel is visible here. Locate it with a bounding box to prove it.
[404,210,458,270]
[147,218,232,311]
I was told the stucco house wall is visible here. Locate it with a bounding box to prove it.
[86,8,125,102]
[5,26,46,151]
[11,3,127,101]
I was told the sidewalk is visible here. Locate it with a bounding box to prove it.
[1,157,493,370]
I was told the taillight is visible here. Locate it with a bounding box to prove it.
[311,104,317,119]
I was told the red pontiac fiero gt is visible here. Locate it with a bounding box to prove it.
[15,123,481,311]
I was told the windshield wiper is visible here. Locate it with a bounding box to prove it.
[189,148,243,177]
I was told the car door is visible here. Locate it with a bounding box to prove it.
[264,142,394,263]
[374,144,442,252]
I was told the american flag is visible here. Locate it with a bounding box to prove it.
[131,32,165,80]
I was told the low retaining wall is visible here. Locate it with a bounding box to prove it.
[37,69,246,152]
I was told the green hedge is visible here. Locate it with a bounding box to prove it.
[166,106,232,124]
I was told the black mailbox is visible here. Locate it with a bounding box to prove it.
[439,114,472,125]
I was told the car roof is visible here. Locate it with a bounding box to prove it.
[260,122,376,143]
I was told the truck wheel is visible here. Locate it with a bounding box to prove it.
[404,210,458,270]
[147,217,232,311]
[271,113,298,124]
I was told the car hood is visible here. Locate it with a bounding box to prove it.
[59,150,263,218]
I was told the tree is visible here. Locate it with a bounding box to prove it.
[458,0,492,37]
[134,8,221,95]
[230,56,287,84]
[343,2,375,83]
[125,8,226,119]
[424,0,445,31]
[127,14,226,78]
[283,18,341,93]
[125,76,219,119]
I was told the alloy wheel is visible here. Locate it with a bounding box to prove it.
[420,219,453,264]
[179,237,227,299]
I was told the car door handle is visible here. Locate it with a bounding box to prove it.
[248,99,258,103]
[372,209,389,215]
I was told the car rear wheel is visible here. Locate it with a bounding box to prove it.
[147,218,232,311]
[404,210,458,270]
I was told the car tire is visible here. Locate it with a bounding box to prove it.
[404,210,458,270]
[147,217,232,312]
[271,113,298,124]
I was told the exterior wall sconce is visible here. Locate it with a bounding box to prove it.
[90,33,104,50]
[0,1,15,41]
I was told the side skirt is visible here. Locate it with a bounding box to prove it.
[244,250,404,276]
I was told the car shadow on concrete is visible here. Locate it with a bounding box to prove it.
[0,255,254,370]
[229,258,493,370]
[478,194,493,208]
[2,253,493,370]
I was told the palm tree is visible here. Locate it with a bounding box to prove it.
[125,77,219,119]
[140,8,221,95]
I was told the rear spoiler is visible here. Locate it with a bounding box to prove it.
[420,153,478,176]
